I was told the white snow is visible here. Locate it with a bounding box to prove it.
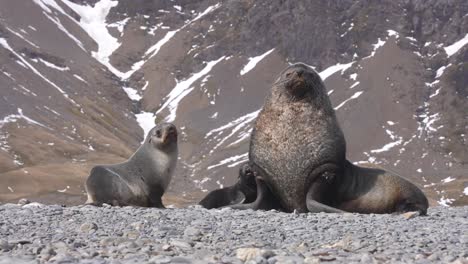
[444,33,468,57]
[207,153,248,170]
[62,0,122,77]
[122,3,222,80]
[429,88,441,98]
[464,187,468,196]
[0,38,79,107]
[5,27,39,48]
[73,74,88,83]
[349,73,357,81]
[387,30,399,38]
[145,30,179,60]
[334,91,363,110]
[39,58,69,71]
[370,139,403,153]
[28,26,37,31]
[387,121,396,126]
[438,196,454,207]
[441,177,455,183]
[240,48,275,76]
[435,65,449,78]
[107,17,130,36]
[2,71,15,81]
[156,57,225,122]
[123,87,142,101]
[319,61,354,80]
[0,108,48,129]
[206,110,260,154]
[135,112,155,141]
[350,81,360,89]
[33,0,87,50]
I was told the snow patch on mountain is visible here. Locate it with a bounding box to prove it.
[62,0,122,77]
[156,57,225,123]
[240,49,275,76]
[135,112,155,141]
[0,38,79,107]
[0,108,48,129]
[5,27,39,48]
[319,62,354,80]
[444,33,468,57]
[207,153,248,170]
[334,91,363,110]
[33,0,86,50]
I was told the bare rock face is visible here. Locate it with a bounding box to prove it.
[0,0,466,206]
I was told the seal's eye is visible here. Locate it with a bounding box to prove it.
[286,72,292,78]
[156,130,162,138]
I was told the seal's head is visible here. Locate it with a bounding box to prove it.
[238,163,257,189]
[147,123,178,150]
[275,63,324,99]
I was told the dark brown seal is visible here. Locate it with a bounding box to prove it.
[85,123,178,207]
[249,63,346,213]
[242,63,428,215]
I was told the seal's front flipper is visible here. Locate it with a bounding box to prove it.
[199,187,245,209]
[306,185,345,213]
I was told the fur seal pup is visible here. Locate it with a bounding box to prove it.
[243,63,428,214]
[85,123,178,207]
[199,163,282,210]
[199,163,257,209]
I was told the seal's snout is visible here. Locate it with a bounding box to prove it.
[163,124,178,143]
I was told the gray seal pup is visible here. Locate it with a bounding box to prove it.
[244,63,428,215]
[85,123,178,207]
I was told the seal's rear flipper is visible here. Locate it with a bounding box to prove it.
[199,187,246,209]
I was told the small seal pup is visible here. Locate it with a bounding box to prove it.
[85,123,178,207]
[243,63,428,214]
[199,163,282,210]
[199,163,257,209]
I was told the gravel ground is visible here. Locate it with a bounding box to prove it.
[0,203,466,264]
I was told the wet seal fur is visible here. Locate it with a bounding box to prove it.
[85,123,178,207]
[243,63,428,214]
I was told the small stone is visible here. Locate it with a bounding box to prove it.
[237,248,276,262]
[22,202,45,209]
[402,211,420,220]
[304,257,320,264]
[450,258,468,264]
[17,198,30,205]
[0,240,13,251]
[170,240,192,250]
[124,231,140,239]
[162,244,172,251]
[80,222,98,233]
[149,255,172,264]
[171,256,193,263]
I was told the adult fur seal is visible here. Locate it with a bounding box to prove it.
[199,163,282,210]
[243,63,428,214]
[85,123,178,207]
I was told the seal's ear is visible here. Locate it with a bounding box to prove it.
[199,187,246,209]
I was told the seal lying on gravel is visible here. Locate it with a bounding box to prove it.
[85,123,178,207]
[236,63,428,214]
[199,163,282,210]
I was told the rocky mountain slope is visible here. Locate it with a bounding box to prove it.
[0,0,467,206]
